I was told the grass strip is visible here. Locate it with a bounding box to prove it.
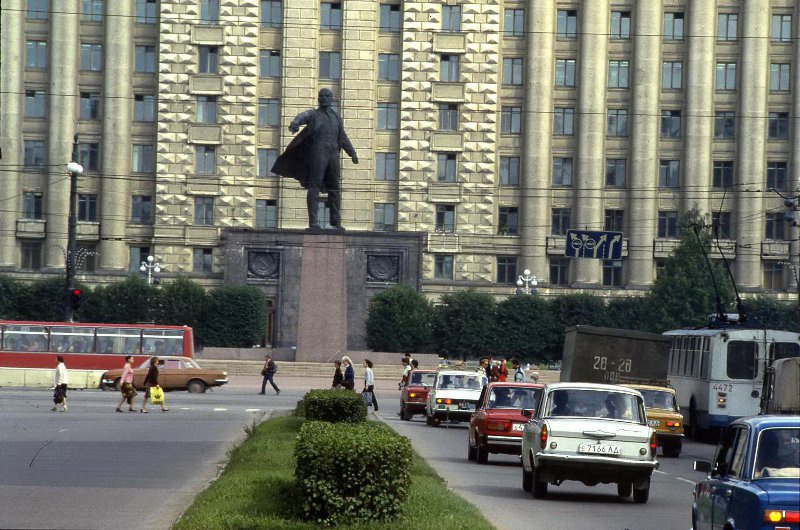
[173,416,494,530]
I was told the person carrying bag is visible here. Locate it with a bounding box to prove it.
[140,357,169,413]
[362,359,379,415]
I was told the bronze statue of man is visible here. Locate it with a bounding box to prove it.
[271,88,358,229]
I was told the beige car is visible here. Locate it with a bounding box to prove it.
[622,384,684,457]
[102,356,227,393]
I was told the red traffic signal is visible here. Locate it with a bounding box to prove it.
[69,288,81,310]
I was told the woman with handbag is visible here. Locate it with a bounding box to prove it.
[362,359,379,415]
[341,356,355,390]
[115,355,137,412]
[140,356,169,413]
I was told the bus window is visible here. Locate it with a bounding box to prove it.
[771,342,800,361]
[50,326,95,353]
[142,329,184,356]
[96,328,142,355]
[700,338,710,379]
[2,325,48,352]
[727,341,757,380]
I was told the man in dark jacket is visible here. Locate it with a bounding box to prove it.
[271,88,358,229]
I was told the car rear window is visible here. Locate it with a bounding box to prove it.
[410,372,435,386]
[546,389,644,422]
[436,373,484,390]
[488,387,541,410]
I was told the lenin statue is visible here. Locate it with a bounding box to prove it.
[271,88,359,229]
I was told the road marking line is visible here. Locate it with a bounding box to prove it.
[58,429,68,433]
[675,477,696,485]
[654,470,668,475]
[180,407,192,410]
[213,408,228,411]
[245,408,261,412]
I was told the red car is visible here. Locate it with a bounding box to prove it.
[400,369,436,420]
[468,382,543,464]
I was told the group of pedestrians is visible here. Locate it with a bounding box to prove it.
[330,356,379,414]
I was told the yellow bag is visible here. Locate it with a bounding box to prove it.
[149,386,165,405]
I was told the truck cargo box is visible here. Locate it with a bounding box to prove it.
[768,357,800,414]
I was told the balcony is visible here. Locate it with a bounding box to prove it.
[191,25,224,45]
[188,124,222,144]
[430,131,464,152]
[653,239,680,258]
[427,231,460,253]
[432,33,466,54]
[431,82,465,103]
[76,222,100,241]
[189,75,223,95]
[15,219,46,239]
[761,240,790,258]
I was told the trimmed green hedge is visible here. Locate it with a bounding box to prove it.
[303,389,367,424]
[294,421,412,526]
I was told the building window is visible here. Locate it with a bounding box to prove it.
[663,12,684,40]
[551,208,571,236]
[261,0,282,28]
[81,0,103,22]
[552,158,572,187]
[375,152,398,181]
[27,0,49,19]
[610,11,631,39]
[320,2,341,30]
[602,260,623,286]
[555,59,576,87]
[129,246,150,273]
[771,14,792,42]
[717,13,738,41]
[131,196,153,224]
[711,212,732,239]
[134,94,155,122]
[608,60,629,89]
[23,192,43,219]
[554,107,574,136]
[194,197,214,225]
[258,98,280,127]
[77,194,98,222]
[379,4,401,33]
[500,156,520,186]
[379,53,400,81]
[765,213,786,240]
[193,248,213,272]
[438,104,458,131]
[374,203,396,231]
[659,160,680,188]
[660,110,681,138]
[79,143,100,171]
[257,148,278,177]
[496,256,518,284]
[501,106,521,134]
[442,5,461,32]
[763,263,784,290]
[550,258,569,286]
[80,43,103,71]
[132,144,154,173]
[767,162,787,191]
[200,0,219,24]
[655,259,667,279]
[557,10,577,38]
[439,54,460,82]
[24,140,46,167]
[259,49,280,78]
[197,96,217,124]
[21,242,42,270]
[435,205,455,233]
[136,0,157,24]
[605,159,626,187]
[503,58,523,86]
[26,41,47,69]
[658,211,678,238]
[768,112,789,140]
[715,62,737,91]
[255,199,278,229]
[319,51,341,80]
[504,9,524,37]
[714,111,735,139]
[377,103,398,130]
[662,61,682,89]
[196,145,216,175]
[604,209,624,232]
[770,64,791,92]
[607,109,628,137]
[25,90,46,118]
[434,255,454,280]
[79,92,99,120]
[76,244,97,272]
[437,153,457,182]
[498,207,518,235]
[712,161,734,189]
[199,46,219,74]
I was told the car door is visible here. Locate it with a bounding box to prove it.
[710,426,749,530]
[159,359,182,390]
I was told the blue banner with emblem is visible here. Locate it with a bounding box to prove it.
[564,230,624,259]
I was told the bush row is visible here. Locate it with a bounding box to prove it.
[302,388,367,424]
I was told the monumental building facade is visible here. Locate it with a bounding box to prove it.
[1,0,798,300]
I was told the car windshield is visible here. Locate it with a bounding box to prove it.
[410,372,435,386]
[437,373,484,390]
[487,387,541,410]
[639,389,678,411]
[546,389,644,423]
[754,428,800,479]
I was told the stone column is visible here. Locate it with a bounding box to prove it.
[789,7,800,292]
[100,1,134,270]
[684,0,715,215]
[521,0,554,284]
[573,0,609,287]
[627,0,662,289]
[45,0,80,269]
[0,0,25,267]
[735,1,769,289]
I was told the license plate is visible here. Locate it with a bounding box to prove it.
[578,444,621,455]
[512,423,525,432]
[648,420,660,427]
[459,402,473,410]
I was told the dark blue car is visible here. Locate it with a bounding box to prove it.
[693,415,799,530]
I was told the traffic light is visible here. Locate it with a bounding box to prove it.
[69,288,81,310]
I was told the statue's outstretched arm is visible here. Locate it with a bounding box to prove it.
[289,110,314,134]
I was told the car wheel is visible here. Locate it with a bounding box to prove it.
[617,482,632,498]
[187,379,206,394]
[467,434,477,462]
[532,466,547,499]
[400,403,412,421]
[476,444,488,464]
[522,467,533,493]
[633,477,650,504]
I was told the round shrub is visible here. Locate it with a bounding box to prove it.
[302,389,367,423]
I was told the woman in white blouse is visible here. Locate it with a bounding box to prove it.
[362,359,379,414]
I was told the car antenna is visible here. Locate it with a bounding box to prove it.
[712,186,747,324]
[691,223,727,325]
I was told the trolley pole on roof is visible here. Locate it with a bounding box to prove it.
[65,135,82,322]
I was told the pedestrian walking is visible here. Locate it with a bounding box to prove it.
[341,356,355,390]
[52,356,68,412]
[116,355,137,412]
[362,359,379,415]
[140,356,169,413]
[512,358,526,382]
[331,359,344,389]
[259,354,280,395]
[399,357,411,389]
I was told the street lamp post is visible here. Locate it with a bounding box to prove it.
[65,135,83,322]
[140,255,162,285]
[516,268,538,296]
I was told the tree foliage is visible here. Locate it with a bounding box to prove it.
[432,290,497,360]
[81,276,158,324]
[201,285,267,347]
[154,276,210,344]
[745,296,799,332]
[495,295,559,359]
[365,284,434,352]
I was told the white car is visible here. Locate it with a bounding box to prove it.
[521,382,659,503]
[426,369,488,426]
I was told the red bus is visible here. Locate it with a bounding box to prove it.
[0,320,194,370]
